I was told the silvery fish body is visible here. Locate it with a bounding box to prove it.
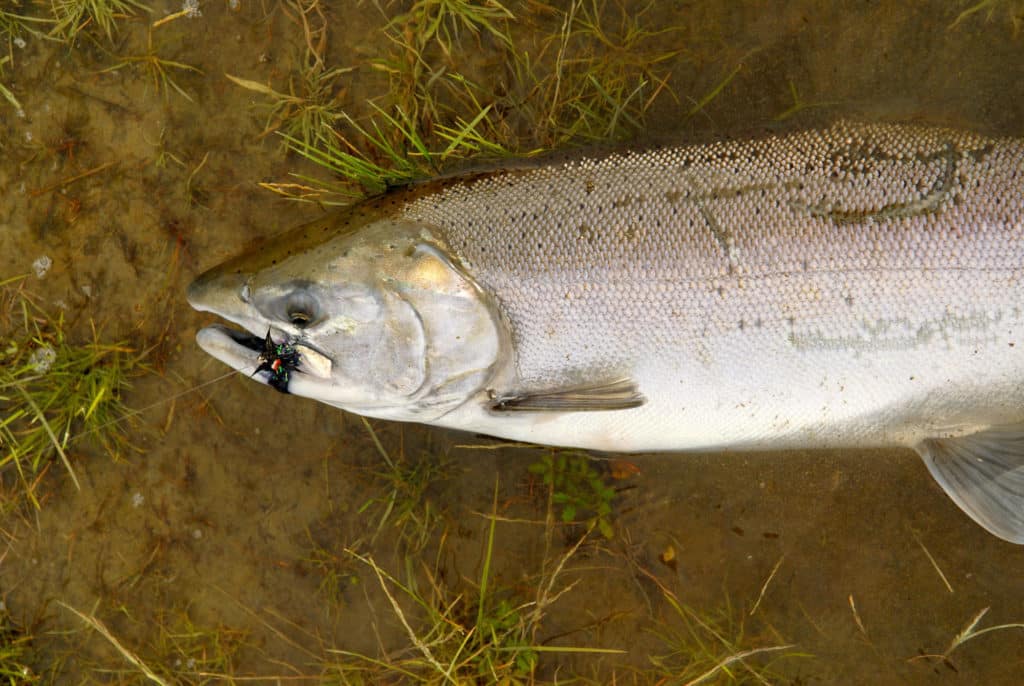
[188,121,1024,542]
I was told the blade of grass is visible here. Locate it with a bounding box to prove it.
[60,602,171,686]
[13,383,79,491]
[476,478,499,630]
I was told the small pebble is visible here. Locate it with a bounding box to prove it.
[131,492,144,508]
[32,255,51,278]
[29,345,56,373]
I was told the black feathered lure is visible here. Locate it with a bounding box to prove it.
[253,330,301,393]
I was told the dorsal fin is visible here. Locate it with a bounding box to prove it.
[915,426,1024,544]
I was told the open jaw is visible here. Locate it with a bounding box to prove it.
[194,325,333,394]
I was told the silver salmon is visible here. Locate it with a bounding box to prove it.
[188,121,1024,542]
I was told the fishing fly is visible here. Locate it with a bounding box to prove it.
[253,330,301,393]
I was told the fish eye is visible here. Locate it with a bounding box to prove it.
[289,310,312,326]
[284,291,319,328]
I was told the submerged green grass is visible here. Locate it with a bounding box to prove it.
[356,418,449,555]
[0,55,20,111]
[0,4,52,50]
[0,604,41,686]
[529,450,617,539]
[648,591,800,685]
[100,28,202,102]
[60,603,245,686]
[49,0,149,43]
[237,0,682,202]
[950,0,1024,32]
[0,4,53,111]
[328,484,623,683]
[0,282,144,511]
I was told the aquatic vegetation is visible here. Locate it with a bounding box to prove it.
[909,606,1024,671]
[329,552,541,682]
[100,29,202,101]
[327,488,620,682]
[147,610,246,685]
[529,450,617,539]
[0,604,41,686]
[49,0,149,43]
[648,590,800,684]
[234,0,681,200]
[282,102,515,199]
[303,535,362,613]
[373,0,681,161]
[375,0,516,137]
[0,5,46,111]
[0,56,19,111]
[1,5,52,56]
[226,0,345,147]
[226,65,353,149]
[0,281,145,511]
[356,418,449,554]
[61,603,246,686]
[773,79,841,121]
[388,0,516,56]
[520,0,683,143]
[949,0,1024,32]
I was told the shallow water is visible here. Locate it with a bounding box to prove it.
[2,1,1023,682]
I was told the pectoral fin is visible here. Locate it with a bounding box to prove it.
[915,427,1024,544]
[489,378,645,412]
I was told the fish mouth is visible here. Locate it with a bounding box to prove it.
[195,324,334,393]
[195,324,272,378]
[223,327,267,354]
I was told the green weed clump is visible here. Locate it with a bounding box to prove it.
[303,534,362,612]
[327,485,620,683]
[529,450,617,538]
[61,604,245,686]
[236,0,683,203]
[1,4,51,55]
[648,591,799,684]
[329,551,541,683]
[101,28,202,102]
[147,610,246,685]
[0,604,41,686]
[356,417,449,554]
[226,66,352,148]
[49,0,148,43]
[0,282,144,510]
[0,4,52,111]
[0,55,19,111]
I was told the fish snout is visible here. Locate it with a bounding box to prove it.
[187,267,250,313]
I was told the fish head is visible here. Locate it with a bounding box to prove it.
[187,210,510,421]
